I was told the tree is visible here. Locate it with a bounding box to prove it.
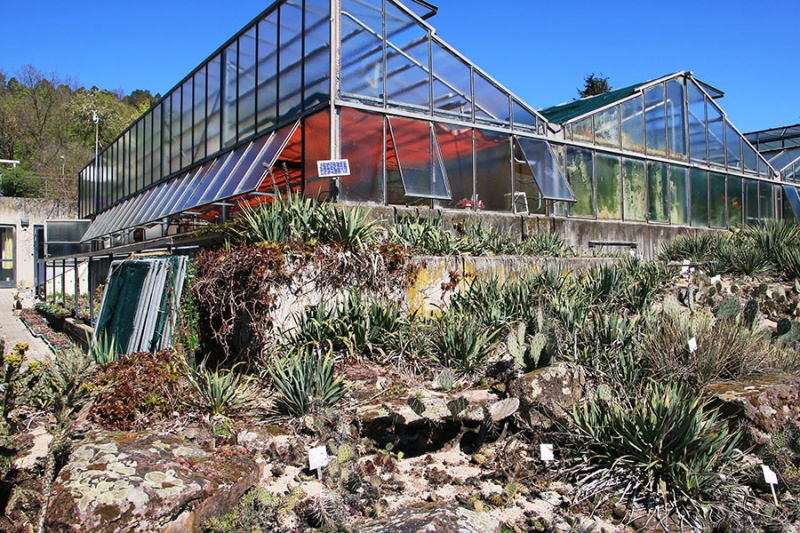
[578,73,611,99]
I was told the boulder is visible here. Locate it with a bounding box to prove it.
[507,363,586,423]
[47,431,261,533]
[707,373,800,433]
[359,503,501,533]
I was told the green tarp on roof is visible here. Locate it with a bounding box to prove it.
[539,82,646,124]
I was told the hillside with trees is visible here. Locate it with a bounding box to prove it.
[0,64,156,201]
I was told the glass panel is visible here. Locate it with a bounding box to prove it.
[690,169,708,228]
[341,0,384,102]
[742,143,757,174]
[474,129,511,211]
[388,117,450,198]
[725,123,741,169]
[386,1,430,111]
[644,84,667,157]
[181,79,194,170]
[244,120,302,195]
[783,185,800,224]
[147,105,163,185]
[474,72,510,126]
[622,158,646,221]
[572,117,592,143]
[687,80,707,163]
[257,13,279,132]
[143,112,153,187]
[707,102,725,166]
[709,172,727,228]
[566,147,594,217]
[744,178,759,225]
[0,227,15,285]
[304,0,331,107]
[620,96,644,152]
[435,123,474,209]
[647,161,668,222]
[160,97,172,178]
[666,79,686,159]
[760,181,774,220]
[513,143,539,214]
[512,98,538,133]
[669,166,688,225]
[134,121,144,193]
[339,108,384,203]
[302,110,331,202]
[595,153,621,219]
[594,107,619,148]
[170,86,182,174]
[238,28,257,140]
[515,138,575,202]
[222,41,238,148]
[432,41,472,120]
[728,175,743,226]
[186,152,237,208]
[279,0,303,121]
[207,54,222,155]
[192,67,207,161]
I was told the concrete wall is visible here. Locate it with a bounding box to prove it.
[370,206,712,260]
[0,198,76,288]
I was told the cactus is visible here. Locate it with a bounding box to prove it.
[794,278,800,295]
[488,397,519,422]
[743,299,760,330]
[772,430,789,449]
[777,318,792,336]
[337,442,353,463]
[528,333,547,368]
[663,295,682,322]
[687,285,696,313]
[596,383,613,402]
[716,297,741,321]
[407,396,426,417]
[506,322,527,368]
[779,321,800,344]
[438,369,455,391]
[447,397,469,418]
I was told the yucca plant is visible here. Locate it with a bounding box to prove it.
[520,231,572,257]
[185,363,255,417]
[742,219,800,265]
[427,312,501,373]
[265,345,346,416]
[777,246,800,280]
[657,233,718,263]
[569,381,742,522]
[318,204,380,250]
[88,333,117,366]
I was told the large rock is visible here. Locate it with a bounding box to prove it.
[507,363,586,423]
[47,431,261,533]
[359,503,501,533]
[707,373,800,433]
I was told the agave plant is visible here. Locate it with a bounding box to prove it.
[185,363,255,417]
[264,344,346,416]
[427,312,501,373]
[318,204,380,250]
[569,381,742,521]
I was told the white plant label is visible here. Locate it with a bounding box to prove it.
[308,445,330,472]
[540,443,554,462]
[763,465,778,486]
[688,337,698,353]
[681,260,691,275]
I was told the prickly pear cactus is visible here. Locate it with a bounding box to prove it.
[506,322,527,369]
[488,397,519,422]
[337,442,353,463]
[447,397,469,418]
[438,369,455,391]
[596,383,613,402]
[716,297,741,321]
[528,333,547,369]
[743,299,760,330]
[407,396,426,417]
[663,295,682,322]
[777,318,793,336]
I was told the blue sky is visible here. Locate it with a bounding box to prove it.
[2,0,798,133]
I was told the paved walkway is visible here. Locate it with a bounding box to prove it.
[0,288,54,362]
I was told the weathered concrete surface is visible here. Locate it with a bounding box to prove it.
[707,373,800,433]
[47,431,261,533]
[359,503,501,533]
[507,363,586,423]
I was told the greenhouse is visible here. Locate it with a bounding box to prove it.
[77,0,790,246]
[745,124,800,223]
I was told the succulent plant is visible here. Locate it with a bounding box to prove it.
[596,383,613,402]
[715,297,741,321]
[447,397,469,418]
[777,318,793,336]
[407,395,426,417]
[743,299,760,330]
[337,442,353,463]
[438,369,455,391]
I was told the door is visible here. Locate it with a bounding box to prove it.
[0,226,15,287]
